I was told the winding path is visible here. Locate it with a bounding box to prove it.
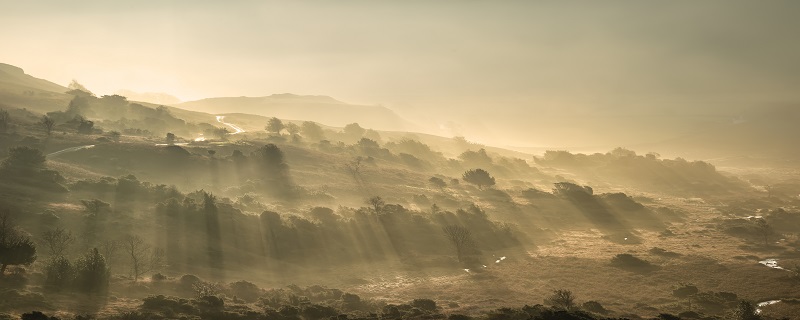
[216,116,245,134]
[46,145,95,157]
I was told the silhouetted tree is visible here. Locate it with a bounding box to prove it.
[40,115,55,135]
[122,234,164,281]
[367,196,386,214]
[754,219,774,246]
[42,227,75,257]
[462,169,495,190]
[0,212,37,275]
[544,289,577,311]
[212,127,230,139]
[166,132,176,144]
[73,248,109,293]
[442,225,474,263]
[267,117,285,135]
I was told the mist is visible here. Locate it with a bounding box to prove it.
[1,1,800,319]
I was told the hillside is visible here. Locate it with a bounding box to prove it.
[175,94,417,132]
[0,63,71,113]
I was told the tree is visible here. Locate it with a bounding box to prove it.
[285,122,300,136]
[442,225,475,263]
[266,117,285,135]
[301,121,325,141]
[462,169,495,190]
[40,115,55,135]
[108,131,121,143]
[1,146,46,174]
[544,289,577,311]
[0,212,37,275]
[44,256,73,290]
[429,177,447,190]
[343,123,365,141]
[212,127,230,140]
[754,219,774,246]
[367,196,386,214]
[76,117,94,134]
[42,227,75,257]
[345,156,365,185]
[0,109,9,132]
[73,248,109,293]
[166,132,176,144]
[122,234,164,281]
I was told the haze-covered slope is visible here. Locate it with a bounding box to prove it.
[175,93,416,131]
[0,63,70,112]
[643,105,800,164]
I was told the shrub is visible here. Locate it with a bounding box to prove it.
[229,280,261,302]
[610,253,654,270]
[44,256,73,290]
[581,300,607,314]
[411,298,437,311]
[73,248,109,293]
[544,289,576,311]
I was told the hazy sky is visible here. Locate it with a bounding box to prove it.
[2,1,799,146]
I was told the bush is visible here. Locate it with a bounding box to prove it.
[229,280,261,302]
[151,273,167,281]
[581,301,607,314]
[410,298,437,311]
[44,256,73,290]
[20,311,59,320]
[73,248,109,293]
[610,253,654,270]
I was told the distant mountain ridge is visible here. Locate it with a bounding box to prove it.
[175,93,416,131]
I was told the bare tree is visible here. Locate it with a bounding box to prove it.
[367,196,386,214]
[121,234,164,281]
[42,227,75,256]
[40,115,55,135]
[442,225,475,263]
[345,156,365,185]
[754,219,775,246]
[544,289,577,311]
[100,239,120,270]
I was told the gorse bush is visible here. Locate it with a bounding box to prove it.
[73,248,110,293]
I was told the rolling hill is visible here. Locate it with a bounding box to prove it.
[175,93,417,132]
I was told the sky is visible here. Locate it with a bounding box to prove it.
[1,1,799,147]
